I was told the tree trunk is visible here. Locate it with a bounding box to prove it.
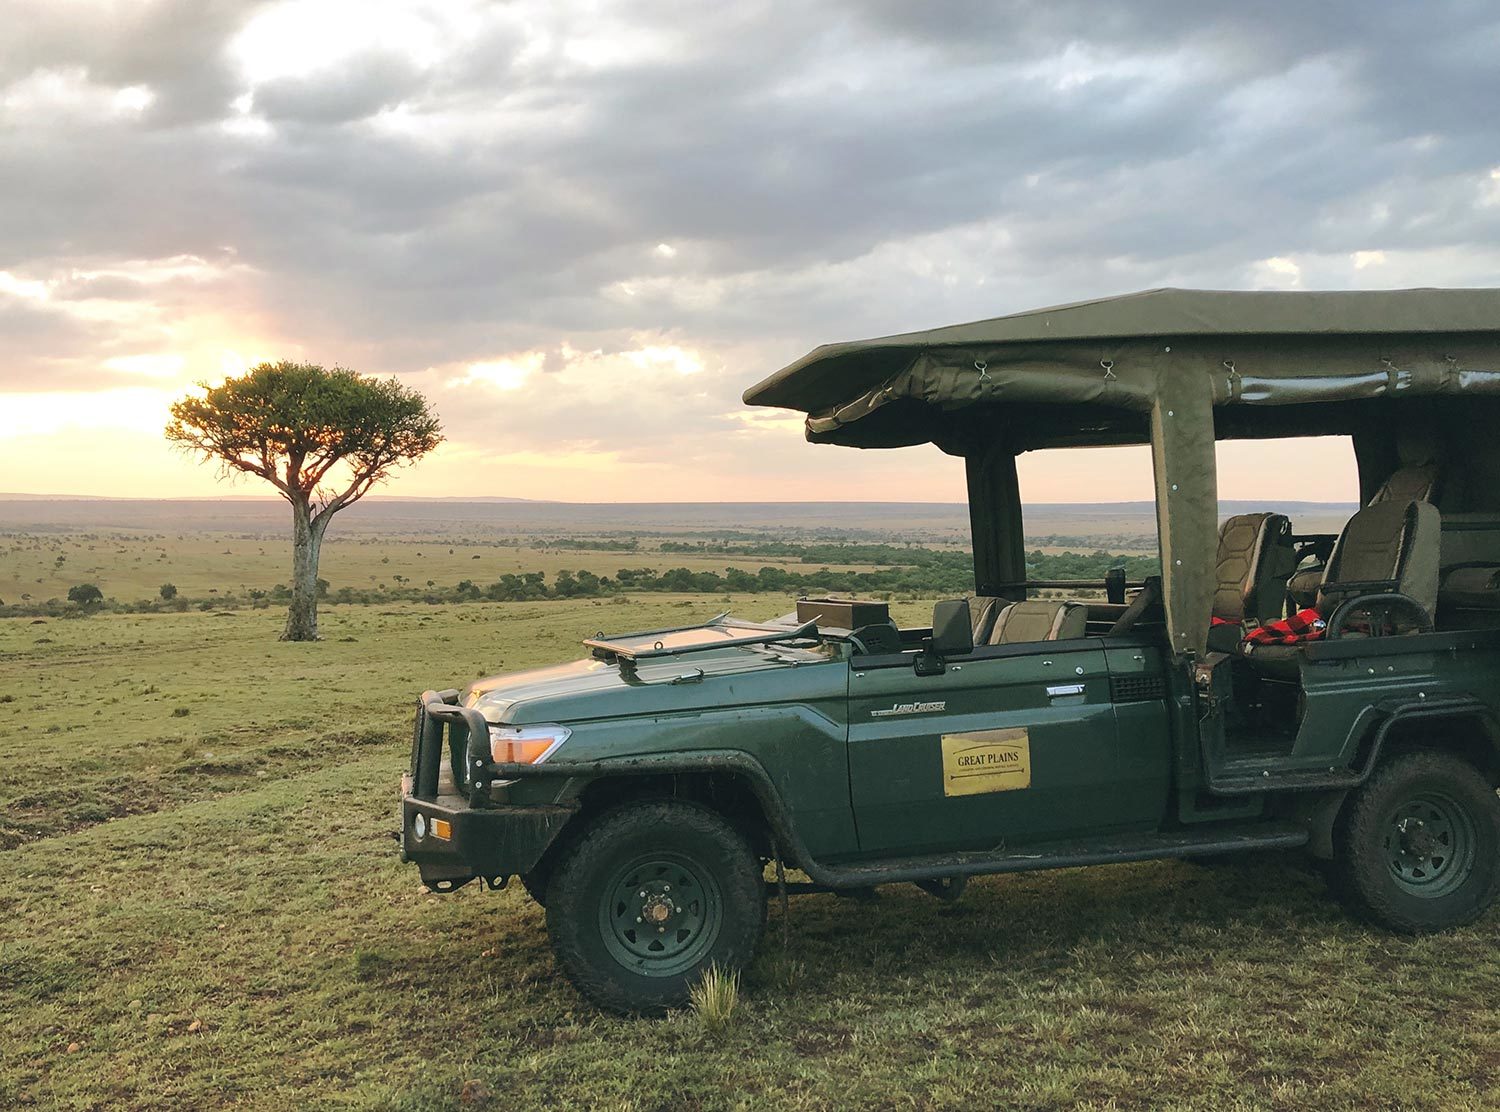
[282,499,327,641]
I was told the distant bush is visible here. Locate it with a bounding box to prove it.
[159,583,178,600]
[0,541,1161,619]
[67,584,104,610]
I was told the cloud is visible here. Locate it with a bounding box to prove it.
[2,0,1499,499]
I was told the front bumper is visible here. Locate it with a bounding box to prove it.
[400,791,575,889]
[399,691,576,890]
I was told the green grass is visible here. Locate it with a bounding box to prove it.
[3,598,1499,1109]
[0,531,888,608]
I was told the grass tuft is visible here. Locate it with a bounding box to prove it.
[689,963,740,1034]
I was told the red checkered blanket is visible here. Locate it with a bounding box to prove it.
[1243,608,1326,645]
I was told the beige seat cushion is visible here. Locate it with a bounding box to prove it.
[1372,463,1440,505]
[1285,564,1324,611]
[1317,499,1439,617]
[1371,429,1442,505]
[1212,512,1293,625]
[969,596,1004,644]
[1439,565,1500,610]
[987,600,1088,644]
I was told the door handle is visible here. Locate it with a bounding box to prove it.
[1046,683,1086,698]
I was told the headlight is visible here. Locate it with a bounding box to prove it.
[412,813,428,840]
[489,724,571,765]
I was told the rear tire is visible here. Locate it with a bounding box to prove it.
[1331,750,1500,933]
[545,800,765,1014]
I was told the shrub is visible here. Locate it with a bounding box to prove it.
[67,584,104,609]
[159,583,178,600]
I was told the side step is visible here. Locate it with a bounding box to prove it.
[804,821,1309,889]
[1207,766,1362,794]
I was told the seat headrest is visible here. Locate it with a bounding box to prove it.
[1371,463,1440,505]
[987,600,1088,644]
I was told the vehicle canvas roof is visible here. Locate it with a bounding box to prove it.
[745,287,1500,450]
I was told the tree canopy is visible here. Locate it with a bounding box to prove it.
[166,362,442,640]
[166,362,442,516]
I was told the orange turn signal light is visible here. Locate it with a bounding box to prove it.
[488,725,571,766]
[430,818,452,841]
[491,737,559,764]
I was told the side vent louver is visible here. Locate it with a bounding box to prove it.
[1110,675,1167,703]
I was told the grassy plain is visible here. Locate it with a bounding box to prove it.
[0,532,901,608]
[4,595,1499,1110]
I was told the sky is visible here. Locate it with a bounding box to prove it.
[1,0,1498,504]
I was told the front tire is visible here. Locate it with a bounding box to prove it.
[1331,750,1500,932]
[545,800,765,1014]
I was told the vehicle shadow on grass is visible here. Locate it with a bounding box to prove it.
[750,852,1350,996]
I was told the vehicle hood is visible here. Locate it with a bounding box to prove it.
[463,642,840,725]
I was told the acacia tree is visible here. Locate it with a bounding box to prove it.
[166,362,442,641]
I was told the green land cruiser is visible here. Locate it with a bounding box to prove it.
[399,288,1500,1013]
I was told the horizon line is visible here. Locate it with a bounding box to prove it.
[0,492,1362,507]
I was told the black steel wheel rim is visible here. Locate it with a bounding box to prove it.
[598,852,723,977]
[1383,791,1477,898]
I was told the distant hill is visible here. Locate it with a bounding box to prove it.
[0,497,1357,544]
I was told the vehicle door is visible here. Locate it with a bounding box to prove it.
[845,637,1150,856]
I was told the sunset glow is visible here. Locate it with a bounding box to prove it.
[3,1,1490,504]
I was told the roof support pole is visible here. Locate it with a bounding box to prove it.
[1150,368,1218,658]
[966,440,1027,601]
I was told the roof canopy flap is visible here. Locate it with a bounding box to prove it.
[745,288,1500,433]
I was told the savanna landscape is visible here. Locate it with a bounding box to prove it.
[8,1,1500,1109]
[4,498,1497,1110]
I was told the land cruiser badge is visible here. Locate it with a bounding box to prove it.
[871,700,946,718]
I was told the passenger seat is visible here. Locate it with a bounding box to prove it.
[1370,430,1442,505]
[1245,499,1439,677]
[1288,432,1442,612]
[969,596,1005,644]
[1207,512,1295,653]
[987,600,1088,644]
[1438,565,1500,629]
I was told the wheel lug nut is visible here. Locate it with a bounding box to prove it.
[657,926,665,933]
[638,890,646,898]
[635,916,642,923]
[663,885,670,892]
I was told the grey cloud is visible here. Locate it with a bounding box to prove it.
[3,0,1500,468]
[253,52,426,124]
[0,0,270,124]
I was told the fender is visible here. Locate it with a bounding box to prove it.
[1352,695,1500,776]
[490,748,830,878]
[1300,695,1500,859]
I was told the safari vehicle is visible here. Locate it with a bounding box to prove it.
[400,288,1500,1014]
